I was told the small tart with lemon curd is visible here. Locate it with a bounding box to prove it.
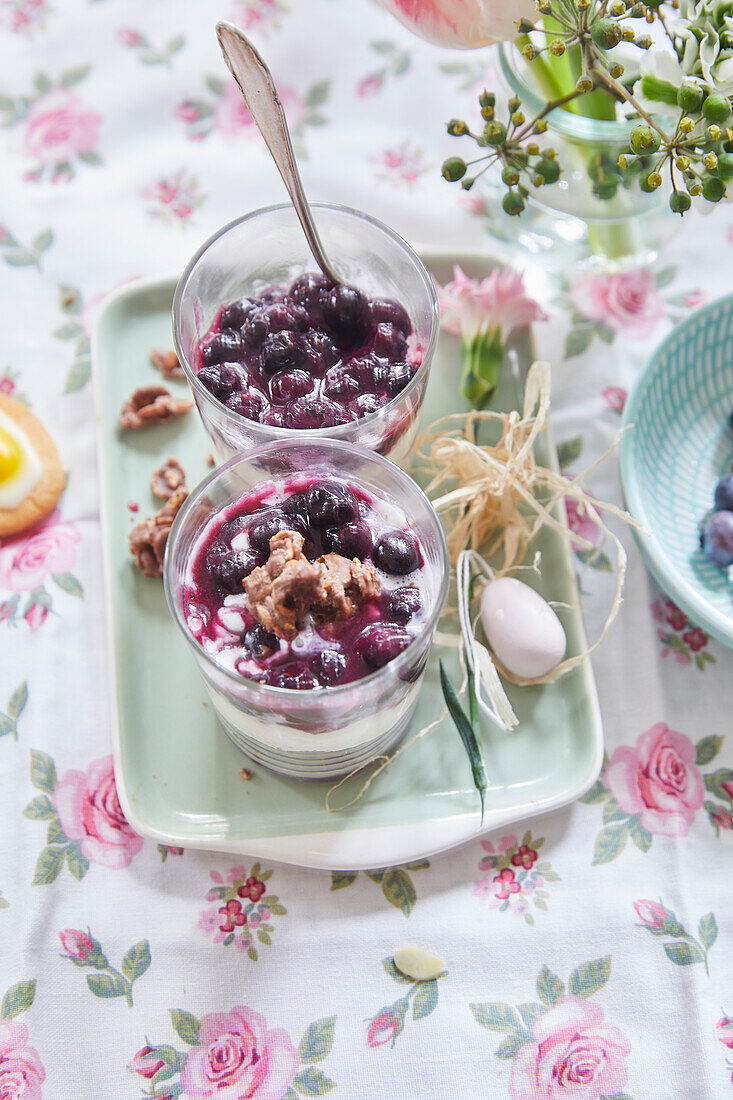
[0,394,64,538]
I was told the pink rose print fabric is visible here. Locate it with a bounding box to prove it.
[181,1007,299,1099]
[569,270,665,339]
[53,755,143,870]
[0,512,79,592]
[24,91,100,167]
[0,1020,45,1100]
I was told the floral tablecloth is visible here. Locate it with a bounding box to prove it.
[1,1,732,1097]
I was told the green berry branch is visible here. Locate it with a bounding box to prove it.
[441,0,733,215]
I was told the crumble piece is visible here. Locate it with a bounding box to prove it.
[150,347,185,380]
[151,456,187,500]
[119,385,192,429]
[129,487,189,578]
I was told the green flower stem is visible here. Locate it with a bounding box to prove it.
[460,328,504,409]
[591,63,672,144]
[106,964,134,1007]
[681,933,710,976]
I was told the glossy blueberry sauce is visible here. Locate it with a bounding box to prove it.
[195,274,421,429]
[183,476,429,689]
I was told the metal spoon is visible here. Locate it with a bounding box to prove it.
[216,20,340,285]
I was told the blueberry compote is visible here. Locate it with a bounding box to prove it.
[195,274,421,429]
[183,476,431,689]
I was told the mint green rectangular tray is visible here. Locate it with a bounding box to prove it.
[93,248,603,869]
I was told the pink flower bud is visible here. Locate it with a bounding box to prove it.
[126,1045,165,1079]
[59,929,95,959]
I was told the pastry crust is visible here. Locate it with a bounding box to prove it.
[0,394,64,538]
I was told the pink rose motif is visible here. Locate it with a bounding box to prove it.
[180,1006,299,1100]
[716,1016,733,1050]
[176,100,202,124]
[721,780,733,802]
[0,1020,45,1100]
[0,511,79,592]
[0,378,15,396]
[213,78,304,138]
[23,602,47,632]
[366,1010,401,1048]
[606,723,705,837]
[602,385,627,413]
[116,27,143,46]
[710,806,733,830]
[633,899,669,929]
[682,628,707,652]
[53,755,143,870]
[666,603,687,632]
[24,90,101,167]
[127,1045,165,1080]
[238,876,266,903]
[493,867,521,900]
[218,898,247,933]
[509,996,630,1100]
[569,269,665,339]
[565,496,600,549]
[59,928,95,959]
[680,290,707,309]
[511,844,538,870]
[357,75,381,98]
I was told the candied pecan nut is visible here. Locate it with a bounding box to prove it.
[119,385,192,429]
[151,456,187,499]
[150,347,185,380]
[128,486,189,578]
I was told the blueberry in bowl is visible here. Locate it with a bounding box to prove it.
[164,439,449,779]
[172,203,439,469]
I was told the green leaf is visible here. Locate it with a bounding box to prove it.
[330,871,357,891]
[65,845,89,881]
[364,869,385,884]
[534,897,548,911]
[32,846,63,886]
[664,941,705,966]
[602,800,627,825]
[556,436,583,469]
[1,980,36,1020]
[247,946,257,962]
[439,661,486,819]
[292,1066,335,1095]
[469,1002,523,1033]
[78,150,102,166]
[0,892,8,909]
[122,940,151,983]
[698,913,718,951]
[46,820,67,846]
[23,795,55,821]
[576,548,612,571]
[298,1016,336,1064]
[568,956,611,998]
[704,768,733,803]
[167,33,185,53]
[269,903,287,915]
[412,982,439,1020]
[31,229,53,254]
[58,284,82,314]
[304,80,330,108]
[595,322,614,344]
[403,858,430,871]
[564,326,592,359]
[86,972,128,999]
[382,957,413,985]
[495,1033,527,1059]
[4,252,37,268]
[371,39,395,53]
[63,357,90,393]
[381,868,416,917]
[696,736,723,766]
[0,716,15,738]
[283,1090,299,1100]
[51,572,83,598]
[628,818,653,852]
[205,75,225,96]
[393,53,410,75]
[536,966,565,1007]
[460,328,503,409]
[7,682,28,720]
[655,265,677,288]
[257,930,271,945]
[170,1008,200,1045]
[516,1002,545,1029]
[54,321,83,340]
[60,65,90,87]
[592,824,629,865]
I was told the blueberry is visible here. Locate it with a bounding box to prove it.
[248,510,294,556]
[288,396,341,429]
[265,303,307,333]
[264,661,319,690]
[242,312,270,350]
[225,388,269,421]
[269,369,314,405]
[322,520,373,559]
[346,355,380,391]
[374,530,421,575]
[306,482,357,527]
[323,365,360,402]
[303,331,339,376]
[313,648,347,685]
[290,272,333,310]
[200,331,244,366]
[389,586,422,623]
[262,407,290,428]
[382,361,415,396]
[242,623,278,659]
[198,363,243,402]
[219,298,257,331]
[355,623,412,670]
[349,393,383,419]
[701,510,733,567]
[261,331,306,374]
[714,473,733,512]
[373,322,407,359]
[206,548,261,594]
[368,298,411,337]
[323,284,369,343]
[259,284,288,303]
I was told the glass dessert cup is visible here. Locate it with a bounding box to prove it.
[164,439,449,779]
[172,202,439,469]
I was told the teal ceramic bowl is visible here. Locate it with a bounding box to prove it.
[620,295,733,649]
